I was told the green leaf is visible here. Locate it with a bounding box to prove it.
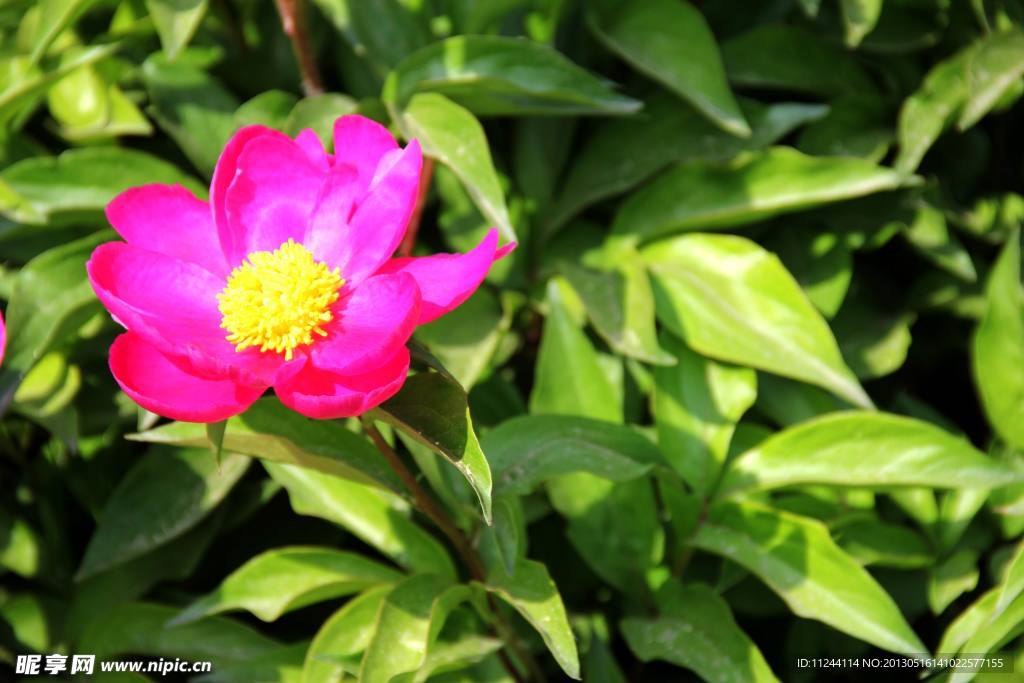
[833,297,913,380]
[415,288,507,389]
[562,251,674,365]
[643,233,871,408]
[547,475,663,592]
[234,90,299,130]
[612,147,909,243]
[0,147,198,224]
[372,371,493,524]
[995,540,1024,618]
[721,412,1022,495]
[129,398,403,493]
[0,44,119,127]
[78,602,280,666]
[171,546,402,624]
[543,93,827,237]
[359,575,469,683]
[383,35,641,116]
[346,0,430,72]
[0,511,43,579]
[834,519,933,569]
[722,24,875,96]
[929,550,981,615]
[141,54,239,176]
[484,558,580,680]
[145,0,209,60]
[653,333,757,494]
[76,448,249,579]
[284,93,358,143]
[973,231,1024,449]
[763,230,853,318]
[621,580,778,683]
[392,93,513,242]
[266,462,456,578]
[951,593,1024,682]
[0,228,104,409]
[841,0,884,47]
[587,0,748,136]
[29,0,102,63]
[485,415,660,496]
[692,502,927,655]
[302,586,393,683]
[902,203,977,282]
[530,278,621,422]
[958,28,1024,130]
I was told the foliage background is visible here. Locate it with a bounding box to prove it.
[2,0,1024,681]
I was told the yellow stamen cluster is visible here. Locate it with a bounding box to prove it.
[218,239,344,360]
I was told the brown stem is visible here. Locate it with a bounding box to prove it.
[361,419,545,682]
[398,158,435,258]
[273,0,323,96]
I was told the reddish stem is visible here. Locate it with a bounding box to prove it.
[274,0,323,96]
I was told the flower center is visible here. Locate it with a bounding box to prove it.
[218,239,344,360]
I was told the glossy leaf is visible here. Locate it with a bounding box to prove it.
[0,147,198,224]
[78,602,280,666]
[384,35,640,116]
[841,0,884,47]
[692,502,927,655]
[146,0,209,60]
[722,412,1021,495]
[415,288,507,389]
[612,147,908,243]
[172,546,401,624]
[484,415,661,495]
[973,231,1024,449]
[544,94,827,237]
[77,448,248,579]
[587,0,748,136]
[393,92,513,241]
[530,278,621,422]
[266,462,455,578]
[485,558,580,679]
[621,581,778,683]
[653,333,756,494]
[130,398,403,492]
[643,233,871,407]
[302,586,392,683]
[0,232,106,411]
[359,575,469,683]
[722,24,875,96]
[373,371,493,523]
[562,252,674,365]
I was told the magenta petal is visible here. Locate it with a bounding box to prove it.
[333,115,399,187]
[303,163,360,269]
[211,125,286,261]
[110,332,265,422]
[377,229,513,324]
[0,311,5,367]
[87,243,285,385]
[331,141,422,285]
[295,128,331,171]
[311,272,420,374]
[225,133,323,261]
[275,345,410,419]
[106,184,228,276]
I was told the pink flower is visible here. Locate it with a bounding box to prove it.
[0,311,5,366]
[88,116,512,422]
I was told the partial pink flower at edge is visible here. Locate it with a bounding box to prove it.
[88,115,514,422]
[0,311,5,367]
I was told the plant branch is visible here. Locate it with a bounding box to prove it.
[398,157,435,257]
[273,0,323,96]
[361,418,545,682]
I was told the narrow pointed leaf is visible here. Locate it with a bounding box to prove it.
[172,547,402,624]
